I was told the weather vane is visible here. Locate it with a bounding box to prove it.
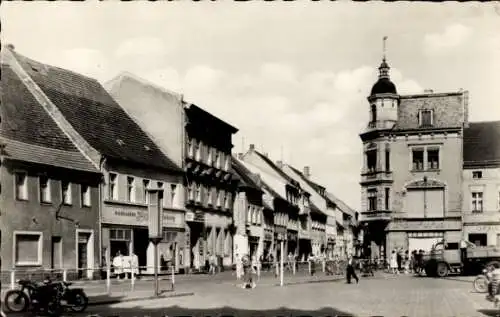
[383,36,388,60]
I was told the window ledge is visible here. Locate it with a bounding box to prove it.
[40,201,52,206]
[16,198,29,202]
[15,262,42,267]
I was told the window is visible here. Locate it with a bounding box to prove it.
[127,177,135,202]
[220,153,225,170]
[108,173,118,200]
[247,206,252,223]
[469,233,487,247]
[195,141,202,161]
[224,154,230,171]
[366,150,377,173]
[187,138,194,158]
[214,151,220,169]
[385,188,390,210]
[472,192,483,212]
[370,104,377,123]
[217,189,222,206]
[143,179,150,203]
[170,184,177,207]
[195,183,202,202]
[61,181,72,205]
[207,147,213,165]
[368,189,377,211]
[39,176,51,203]
[412,149,424,171]
[187,182,194,201]
[427,149,440,170]
[385,149,390,171]
[157,182,164,206]
[225,192,231,209]
[15,172,28,200]
[472,171,483,179]
[14,232,43,266]
[81,184,91,207]
[419,109,433,127]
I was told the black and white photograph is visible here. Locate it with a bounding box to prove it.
[1,2,500,317]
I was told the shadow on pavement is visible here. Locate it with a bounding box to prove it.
[84,305,355,317]
[477,309,500,317]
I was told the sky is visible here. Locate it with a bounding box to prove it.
[2,2,499,210]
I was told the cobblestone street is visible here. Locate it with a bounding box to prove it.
[5,273,493,317]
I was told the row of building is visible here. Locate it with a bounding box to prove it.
[0,45,359,278]
[359,55,500,261]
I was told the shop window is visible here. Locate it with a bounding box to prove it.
[61,181,72,205]
[39,175,51,203]
[15,172,28,200]
[14,232,43,266]
[469,233,487,247]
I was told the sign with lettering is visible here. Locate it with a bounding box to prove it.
[102,204,184,228]
[465,225,500,233]
[387,219,461,232]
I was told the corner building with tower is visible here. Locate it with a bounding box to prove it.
[360,56,467,261]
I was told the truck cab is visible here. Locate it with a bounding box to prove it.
[425,240,462,277]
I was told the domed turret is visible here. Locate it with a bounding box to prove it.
[370,58,397,96]
[366,38,400,130]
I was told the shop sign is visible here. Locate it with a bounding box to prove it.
[388,219,461,232]
[185,211,195,222]
[465,225,500,233]
[102,204,184,228]
[264,232,273,241]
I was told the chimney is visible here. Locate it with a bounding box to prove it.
[424,89,434,94]
[249,144,255,151]
[303,166,311,178]
[237,153,244,160]
[276,160,283,169]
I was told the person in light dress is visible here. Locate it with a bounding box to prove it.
[389,250,398,274]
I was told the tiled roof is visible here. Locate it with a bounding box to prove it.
[237,159,284,201]
[253,150,299,186]
[1,137,98,173]
[11,50,181,172]
[231,157,263,191]
[1,65,98,173]
[463,121,500,168]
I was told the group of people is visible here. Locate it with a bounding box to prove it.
[389,249,426,275]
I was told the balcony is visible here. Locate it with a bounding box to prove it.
[463,210,500,224]
[360,210,392,222]
[360,170,393,185]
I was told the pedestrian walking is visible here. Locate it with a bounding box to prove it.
[390,250,398,274]
[396,249,402,272]
[403,250,410,274]
[309,253,316,276]
[346,255,359,284]
[242,254,255,289]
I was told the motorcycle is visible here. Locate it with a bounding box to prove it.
[3,279,88,315]
[474,269,490,293]
[3,279,62,315]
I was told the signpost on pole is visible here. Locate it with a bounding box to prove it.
[147,187,164,297]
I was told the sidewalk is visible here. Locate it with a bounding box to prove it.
[1,270,347,307]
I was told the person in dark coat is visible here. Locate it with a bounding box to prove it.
[346,255,359,284]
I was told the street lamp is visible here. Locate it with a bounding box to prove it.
[148,187,164,297]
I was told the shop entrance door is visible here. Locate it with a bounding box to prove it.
[133,228,149,268]
[77,232,91,279]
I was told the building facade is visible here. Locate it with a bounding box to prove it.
[5,47,185,275]
[240,145,312,260]
[105,73,190,272]
[462,121,500,246]
[231,157,266,259]
[1,48,102,279]
[360,56,466,261]
[184,104,238,270]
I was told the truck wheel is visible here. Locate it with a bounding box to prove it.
[436,262,449,277]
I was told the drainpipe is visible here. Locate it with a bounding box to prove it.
[98,156,107,268]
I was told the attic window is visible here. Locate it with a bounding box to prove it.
[418,109,434,127]
[144,145,151,151]
[116,139,125,146]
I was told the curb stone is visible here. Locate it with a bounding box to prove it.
[89,291,195,306]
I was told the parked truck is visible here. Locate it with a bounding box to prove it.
[423,240,500,277]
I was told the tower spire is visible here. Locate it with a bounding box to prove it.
[378,36,390,79]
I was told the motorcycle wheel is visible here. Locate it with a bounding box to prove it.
[3,290,29,313]
[46,300,63,317]
[473,275,489,293]
[69,290,88,312]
